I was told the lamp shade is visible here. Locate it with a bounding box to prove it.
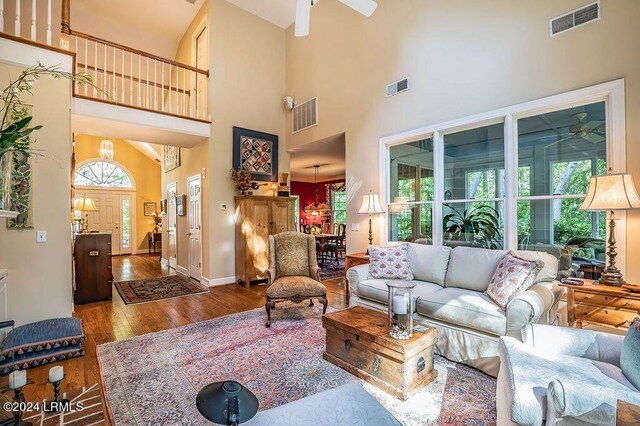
[196,381,259,425]
[580,173,640,211]
[358,191,385,215]
[74,197,98,212]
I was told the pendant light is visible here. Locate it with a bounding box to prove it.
[99,139,114,161]
[304,165,331,215]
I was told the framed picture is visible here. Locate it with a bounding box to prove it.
[144,202,157,216]
[176,194,186,216]
[164,146,181,172]
[160,199,167,214]
[233,127,278,182]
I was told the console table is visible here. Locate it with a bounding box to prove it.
[561,280,640,330]
[344,252,369,306]
[147,231,162,255]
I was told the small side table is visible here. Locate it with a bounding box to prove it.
[344,252,369,306]
[147,231,162,255]
[617,400,640,425]
[561,280,640,330]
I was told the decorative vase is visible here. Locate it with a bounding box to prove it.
[0,151,12,211]
[386,281,416,339]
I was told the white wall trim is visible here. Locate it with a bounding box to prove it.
[160,257,169,266]
[201,276,236,287]
[0,37,73,72]
[379,79,627,273]
[176,265,189,276]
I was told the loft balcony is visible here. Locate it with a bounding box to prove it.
[1,0,210,144]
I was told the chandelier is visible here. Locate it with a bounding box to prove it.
[99,139,114,161]
[304,165,331,216]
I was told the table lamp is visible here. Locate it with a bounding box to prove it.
[358,191,385,246]
[74,197,98,234]
[580,173,640,286]
[196,381,259,426]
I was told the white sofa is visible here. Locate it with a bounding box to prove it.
[347,244,562,377]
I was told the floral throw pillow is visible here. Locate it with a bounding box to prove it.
[368,244,413,281]
[486,252,544,308]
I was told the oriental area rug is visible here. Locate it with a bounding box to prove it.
[97,304,496,425]
[114,275,208,305]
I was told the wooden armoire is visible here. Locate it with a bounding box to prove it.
[234,195,296,287]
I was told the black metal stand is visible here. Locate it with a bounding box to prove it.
[43,378,70,413]
[11,386,33,426]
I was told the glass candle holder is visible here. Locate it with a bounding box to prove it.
[386,281,416,340]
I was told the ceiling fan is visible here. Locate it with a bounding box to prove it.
[543,112,605,149]
[295,0,378,37]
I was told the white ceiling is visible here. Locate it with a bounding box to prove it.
[71,0,205,59]
[290,133,345,182]
[225,0,299,28]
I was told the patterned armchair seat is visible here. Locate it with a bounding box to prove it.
[497,324,640,425]
[265,232,327,327]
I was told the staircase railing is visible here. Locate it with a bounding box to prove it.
[1,0,210,122]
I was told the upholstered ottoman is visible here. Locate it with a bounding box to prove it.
[0,317,85,374]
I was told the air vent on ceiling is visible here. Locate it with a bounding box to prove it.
[293,97,318,134]
[387,78,409,97]
[550,1,600,36]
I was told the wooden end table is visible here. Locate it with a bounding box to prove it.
[344,253,369,306]
[617,400,640,425]
[561,280,640,330]
[322,306,438,400]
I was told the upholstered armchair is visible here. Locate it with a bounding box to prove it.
[497,324,640,425]
[265,232,328,328]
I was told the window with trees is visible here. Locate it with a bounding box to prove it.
[74,161,133,188]
[330,187,347,225]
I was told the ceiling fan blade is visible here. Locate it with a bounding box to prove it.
[584,133,605,144]
[295,0,311,37]
[338,0,378,17]
[544,136,573,149]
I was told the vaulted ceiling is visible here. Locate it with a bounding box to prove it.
[225,0,299,29]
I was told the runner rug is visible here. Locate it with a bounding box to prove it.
[97,304,496,425]
[114,275,208,305]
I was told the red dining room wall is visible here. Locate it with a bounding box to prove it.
[291,179,345,225]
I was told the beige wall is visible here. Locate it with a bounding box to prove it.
[207,0,288,282]
[285,0,640,282]
[74,136,162,252]
[0,62,73,326]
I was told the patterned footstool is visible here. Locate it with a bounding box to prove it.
[0,317,85,374]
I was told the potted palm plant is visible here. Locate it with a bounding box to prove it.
[443,204,502,249]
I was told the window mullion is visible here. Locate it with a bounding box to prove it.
[504,114,518,251]
[433,130,444,246]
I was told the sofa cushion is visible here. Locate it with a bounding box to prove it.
[416,288,506,336]
[486,252,544,308]
[408,243,451,286]
[368,244,413,281]
[358,279,441,309]
[444,247,507,292]
[513,250,559,284]
[621,317,640,390]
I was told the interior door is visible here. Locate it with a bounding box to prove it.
[85,192,121,255]
[167,182,178,270]
[195,26,208,119]
[187,176,202,281]
[251,200,271,279]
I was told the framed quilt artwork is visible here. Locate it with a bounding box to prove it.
[233,127,278,182]
[164,146,180,172]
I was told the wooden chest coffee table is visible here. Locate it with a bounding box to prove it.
[322,306,438,400]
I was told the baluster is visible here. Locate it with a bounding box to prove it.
[121,49,125,104]
[175,65,179,115]
[154,59,158,110]
[14,0,20,37]
[130,51,133,106]
[188,70,192,118]
[146,57,150,109]
[94,40,98,97]
[46,0,51,45]
[169,64,172,113]
[182,67,187,117]
[112,46,116,101]
[74,35,78,93]
[30,0,36,41]
[103,43,107,99]
[161,63,165,112]
[138,54,141,107]
[0,0,4,33]
[84,37,88,96]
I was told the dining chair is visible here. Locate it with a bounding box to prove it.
[323,223,346,264]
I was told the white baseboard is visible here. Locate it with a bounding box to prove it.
[160,257,169,266]
[201,276,236,287]
[176,265,189,276]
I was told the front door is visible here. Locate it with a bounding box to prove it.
[167,182,178,270]
[83,191,133,255]
[187,175,202,281]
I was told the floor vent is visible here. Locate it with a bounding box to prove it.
[293,97,318,134]
[550,1,600,36]
[387,78,409,97]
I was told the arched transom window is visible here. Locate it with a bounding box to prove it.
[74,161,133,188]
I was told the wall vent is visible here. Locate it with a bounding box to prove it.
[386,78,409,97]
[550,1,600,36]
[292,97,318,134]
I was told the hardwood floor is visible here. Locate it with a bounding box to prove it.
[15,254,347,407]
